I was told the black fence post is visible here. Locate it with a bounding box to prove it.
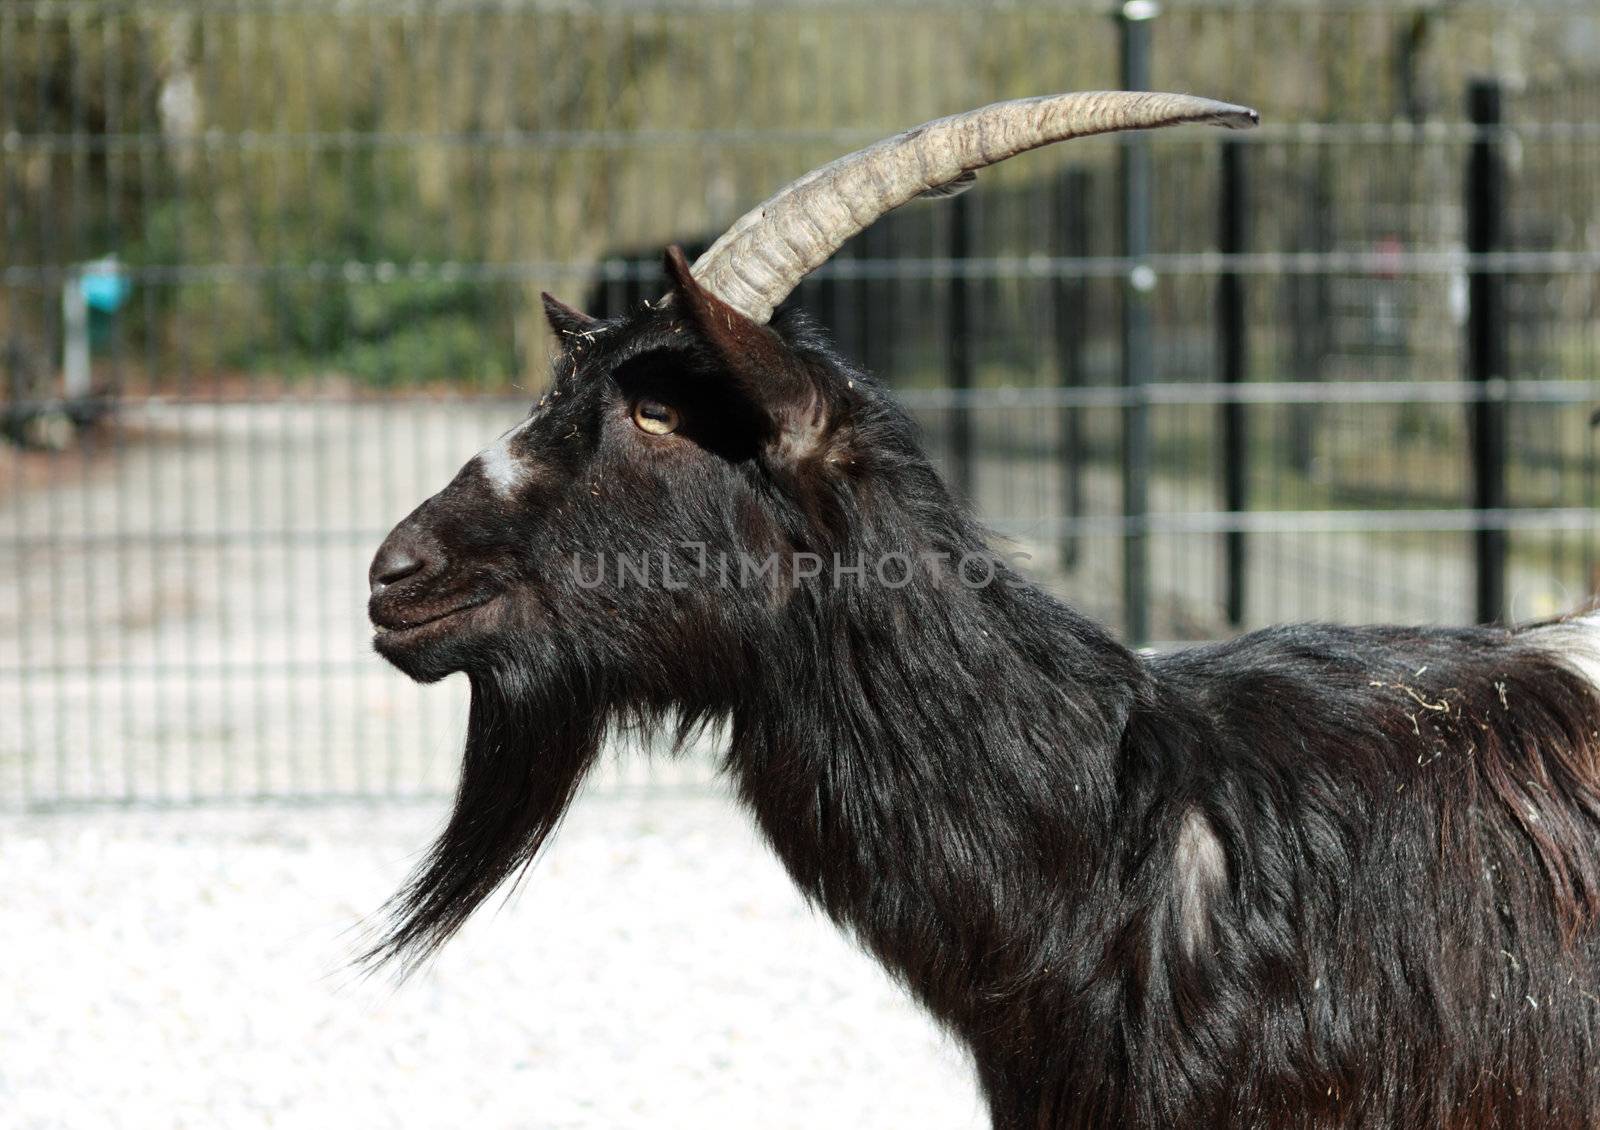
[1119,1,1155,645]
[1218,138,1249,628]
[860,221,895,380]
[1054,167,1089,572]
[834,231,866,368]
[1467,77,1508,625]
[948,191,974,503]
[1287,157,1330,475]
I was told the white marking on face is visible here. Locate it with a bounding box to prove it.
[1174,807,1227,959]
[476,417,533,499]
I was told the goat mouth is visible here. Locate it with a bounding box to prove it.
[371,595,495,640]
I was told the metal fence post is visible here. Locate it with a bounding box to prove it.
[1218,138,1249,627]
[861,221,895,380]
[1287,160,1330,474]
[1119,1,1156,645]
[1467,77,1507,625]
[948,191,974,503]
[1053,167,1089,572]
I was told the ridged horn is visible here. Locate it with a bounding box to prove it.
[688,91,1258,324]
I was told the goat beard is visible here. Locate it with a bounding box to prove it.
[363,668,607,975]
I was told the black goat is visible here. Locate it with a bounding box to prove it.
[366,93,1600,1127]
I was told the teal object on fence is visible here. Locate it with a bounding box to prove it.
[81,265,131,314]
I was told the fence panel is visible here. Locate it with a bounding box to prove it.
[3,0,1598,808]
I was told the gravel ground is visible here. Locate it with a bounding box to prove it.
[1,792,987,1130]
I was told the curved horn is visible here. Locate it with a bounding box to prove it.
[689,91,1258,324]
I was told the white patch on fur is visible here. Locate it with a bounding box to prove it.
[1530,610,1600,696]
[1174,808,1227,959]
[476,419,532,499]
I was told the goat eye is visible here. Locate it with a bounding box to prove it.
[631,398,681,436]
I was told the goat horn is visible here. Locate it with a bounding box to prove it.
[688,91,1259,325]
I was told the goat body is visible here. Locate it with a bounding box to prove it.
[734,587,1600,1127]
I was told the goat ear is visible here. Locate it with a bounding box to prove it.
[540,291,599,342]
[662,245,825,455]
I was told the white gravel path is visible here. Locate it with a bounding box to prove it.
[1,791,987,1130]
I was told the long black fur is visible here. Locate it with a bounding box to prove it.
[367,262,1600,1127]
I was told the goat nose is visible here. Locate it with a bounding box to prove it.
[369,542,428,594]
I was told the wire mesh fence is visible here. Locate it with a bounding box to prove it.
[3,0,1599,809]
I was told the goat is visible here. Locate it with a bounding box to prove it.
[366,92,1600,1127]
